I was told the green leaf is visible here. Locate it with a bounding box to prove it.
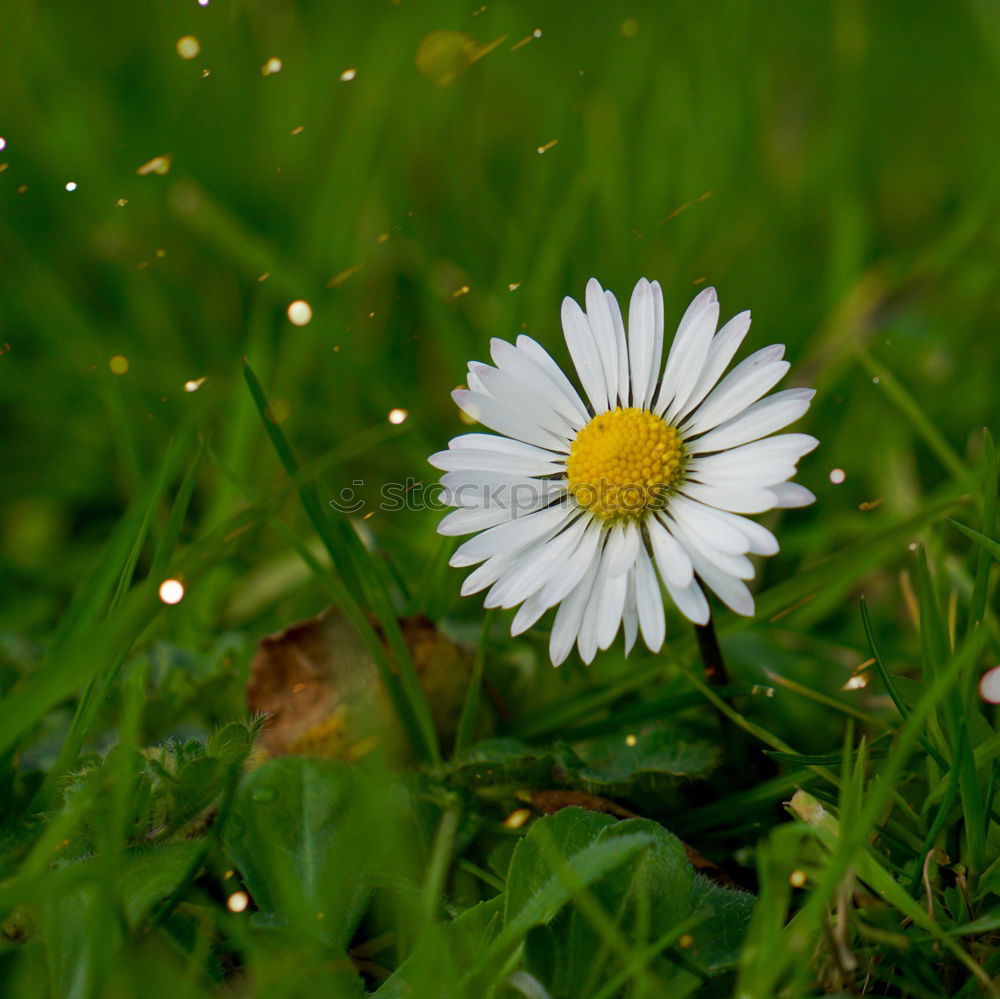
[949,518,1000,563]
[452,725,717,803]
[373,897,504,999]
[449,738,567,789]
[510,810,754,997]
[571,721,720,796]
[42,880,120,999]
[222,757,373,950]
[39,843,201,999]
[117,843,204,929]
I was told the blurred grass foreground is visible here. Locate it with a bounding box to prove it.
[1,2,999,997]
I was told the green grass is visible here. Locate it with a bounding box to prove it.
[1,1,999,996]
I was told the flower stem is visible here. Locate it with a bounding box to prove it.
[693,612,755,782]
[694,614,728,686]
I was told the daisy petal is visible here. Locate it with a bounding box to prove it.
[623,571,639,654]
[484,515,590,609]
[466,367,489,394]
[515,335,591,423]
[452,389,570,452]
[577,543,625,660]
[437,505,519,537]
[690,389,814,453]
[490,338,588,430]
[460,550,521,596]
[686,546,755,616]
[702,508,780,555]
[669,494,752,555]
[596,570,628,651]
[675,310,752,421]
[429,448,564,477]
[667,515,755,581]
[561,296,608,413]
[646,281,665,408]
[682,346,789,436]
[690,457,797,490]
[448,433,564,461]
[771,483,816,508]
[550,558,601,666]
[585,278,620,406]
[664,576,710,625]
[450,502,575,566]
[645,516,694,588]
[439,469,566,511]
[627,279,656,409]
[511,587,551,636]
[536,522,604,606]
[678,481,778,515]
[606,520,641,576]
[606,290,631,408]
[634,543,665,652]
[656,287,719,419]
[470,362,577,438]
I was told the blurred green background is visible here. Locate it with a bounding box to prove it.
[0,0,997,727]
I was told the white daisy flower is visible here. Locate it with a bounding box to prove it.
[430,278,817,666]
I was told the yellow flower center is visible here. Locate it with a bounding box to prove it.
[566,407,684,521]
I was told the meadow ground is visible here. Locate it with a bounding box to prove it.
[0,2,998,997]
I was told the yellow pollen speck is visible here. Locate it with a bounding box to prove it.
[679,934,694,949]
[137,154,172,176]
[789,869,807,887]
[625,733,637,747]
[109,355,129,375]
[567,407,684,520]
[503,808,532,830]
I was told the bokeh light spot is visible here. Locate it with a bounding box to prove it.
[227,891,249,913]
[287,300,313,326]
[979,666,1000,704]
[159,579,185,605]
[176,35,201,59]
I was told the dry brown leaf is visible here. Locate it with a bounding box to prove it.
[247,608,472,758]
